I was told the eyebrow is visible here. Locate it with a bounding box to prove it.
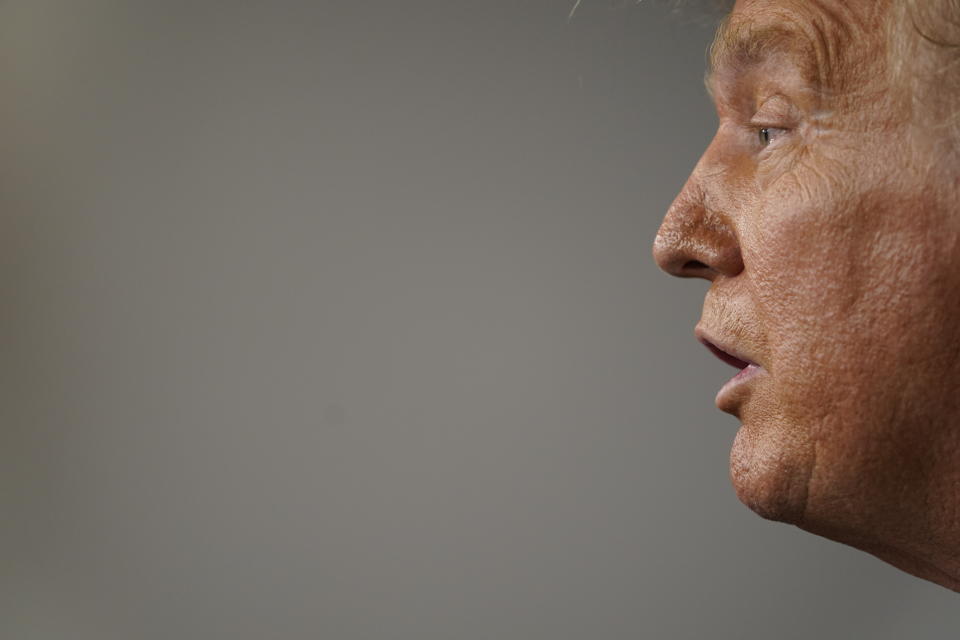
[705,17,824,97]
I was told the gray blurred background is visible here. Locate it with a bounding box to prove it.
[1,1,957,638]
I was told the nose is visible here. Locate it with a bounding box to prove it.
[652,169,744,281]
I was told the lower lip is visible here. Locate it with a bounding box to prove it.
[715,363,763,410]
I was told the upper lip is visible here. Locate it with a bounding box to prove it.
[695,326,760,371]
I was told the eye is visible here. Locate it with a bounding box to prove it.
[757,126,787,148]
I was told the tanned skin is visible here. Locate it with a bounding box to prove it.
[654,0,960,592]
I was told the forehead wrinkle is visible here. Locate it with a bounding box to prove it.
[801,0,860,93]
[708,18,820,93]
[707,4,861,99]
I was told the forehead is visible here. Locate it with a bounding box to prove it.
[710,0,891,93]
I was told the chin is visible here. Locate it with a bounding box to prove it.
[728,419,814,526]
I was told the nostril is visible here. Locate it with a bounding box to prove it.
[684,260,710,272]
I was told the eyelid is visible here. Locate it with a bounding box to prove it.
[750,112,793,131]
[752,94,799,126]
[753,123,790,136]
[751,98,796,150]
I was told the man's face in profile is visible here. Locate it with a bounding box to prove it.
[654,0,960,590]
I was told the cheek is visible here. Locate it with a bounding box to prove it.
[747,157,869,387]
[752,183,949,402]
[738,165,960,522]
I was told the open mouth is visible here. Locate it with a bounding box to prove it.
[699,338,753,371]
[696,333,764,412]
